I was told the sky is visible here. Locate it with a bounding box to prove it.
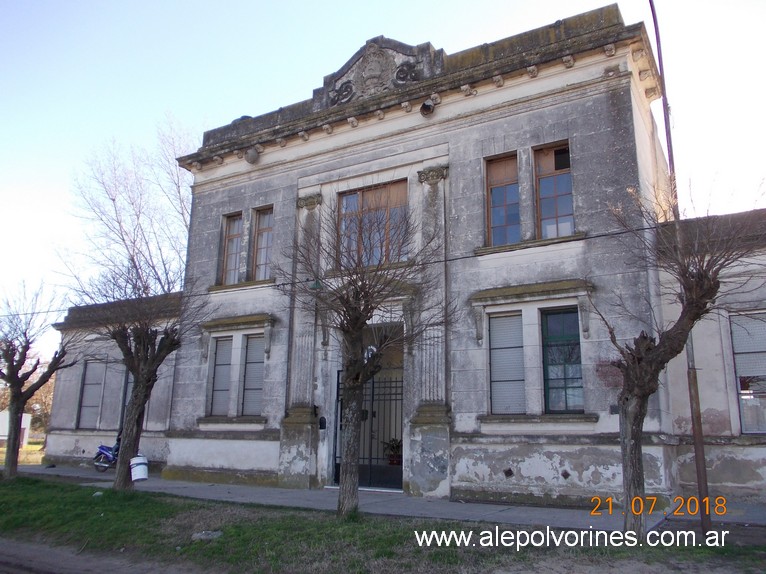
[1,0,765,342]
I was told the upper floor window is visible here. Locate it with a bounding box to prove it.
[541,308,583,413]
[535,146,573,239]
[487,156,520,246]
[221,214,243,285]
[339,181,407,266]
[253,208,274,281]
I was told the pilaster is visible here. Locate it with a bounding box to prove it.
[278,405,320,489]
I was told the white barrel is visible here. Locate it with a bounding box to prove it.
[130,455,149,481]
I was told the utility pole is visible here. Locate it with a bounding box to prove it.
[649,0,712,534]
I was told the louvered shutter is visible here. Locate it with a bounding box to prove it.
[489,315,526,414]
[210,338,232,416]
[242,335,264,416]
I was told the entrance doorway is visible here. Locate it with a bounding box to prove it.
[334,368,403,489]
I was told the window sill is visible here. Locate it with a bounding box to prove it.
[208,278,276,293]
[475,232,586,257]
[197,416,267,425]
[479,413,599,424]
[323,260,415,277]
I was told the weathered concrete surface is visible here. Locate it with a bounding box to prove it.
[677,440,766,499]
[408,404,451,497]
[278,406,319,489]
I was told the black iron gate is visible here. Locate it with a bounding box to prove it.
[334,369,403,489]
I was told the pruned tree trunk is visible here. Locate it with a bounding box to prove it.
[113,379,150,490]
[619,390,649,536]
[337,379,364,516]
[113,401,146,490]
[3,397,24,479]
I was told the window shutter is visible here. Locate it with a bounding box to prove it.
[489,315,525,414]
[731,314,766,377]
[211,338,232,416]
[242,335,265,416]
[79,361,106,429]
[731,313,766,433]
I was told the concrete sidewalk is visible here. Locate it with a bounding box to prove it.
[16,463,766,533]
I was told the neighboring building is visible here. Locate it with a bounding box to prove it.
[48,5,766,503]
[0,411,32,448]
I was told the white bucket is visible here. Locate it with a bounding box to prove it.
[130,455,149,482]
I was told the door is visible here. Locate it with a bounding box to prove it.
[334,368,403,489]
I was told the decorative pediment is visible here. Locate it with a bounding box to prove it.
[320,37,443,108]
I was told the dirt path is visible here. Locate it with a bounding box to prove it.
[0,537,211,574]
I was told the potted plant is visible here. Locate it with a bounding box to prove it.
[382,437,402,465]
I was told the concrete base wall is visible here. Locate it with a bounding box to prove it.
[45,430,766,504]
[45,430,170,463]
[166,437,279,472]
[450,435,675,507]
[161,465,278,486]
[676,438,766,501]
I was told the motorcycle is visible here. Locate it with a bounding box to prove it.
[93,437,120,472]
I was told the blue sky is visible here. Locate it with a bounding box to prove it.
[2,0,765,327]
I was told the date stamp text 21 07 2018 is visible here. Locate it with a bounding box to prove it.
[590,495,728,517]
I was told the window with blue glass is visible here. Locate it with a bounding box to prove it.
[487,156,520,246]
[536,146,573,239]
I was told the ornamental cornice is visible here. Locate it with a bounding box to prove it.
[178,7,659,173]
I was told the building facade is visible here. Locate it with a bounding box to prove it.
[49,5,766,504]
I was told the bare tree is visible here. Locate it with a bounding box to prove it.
[29,374,56,432]
[1,370,57,433]
[1,287,75,478]
[73,118,194,297]
[593,188,766,535]
[67,119,205,490]
[281,184,450,516]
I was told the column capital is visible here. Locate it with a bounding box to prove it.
[417,166,448,186]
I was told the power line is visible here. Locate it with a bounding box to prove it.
[1,215,758,322]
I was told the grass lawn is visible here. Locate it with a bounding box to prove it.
[0,477,763,573]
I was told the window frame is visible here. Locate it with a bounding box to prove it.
[486,155,521,247]
[541,307,583,414]
[203,323,271,421]
[488,313,526,414]
[220,212,243,285]
[730,312,766,434]
[209,337,233,416]
[338,180,408,267]
[252,207,274,282]
[241,334,266,416]
[471,286,591,420]
[535,144,574,240]
[77,360,107,429]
